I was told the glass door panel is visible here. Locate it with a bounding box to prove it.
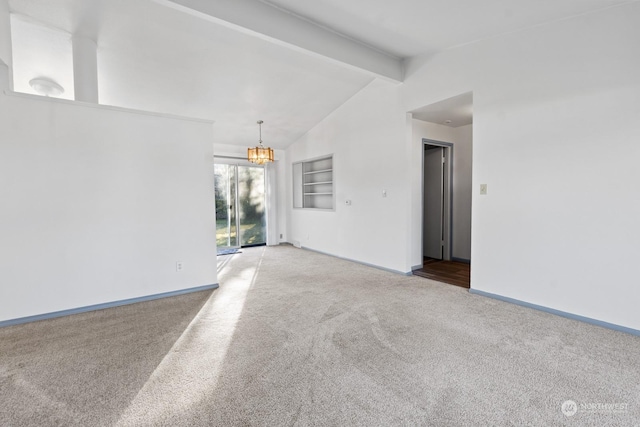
[237,166,266,246]
[214,164,238,248]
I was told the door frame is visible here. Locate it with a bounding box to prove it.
[422,139,453,261]
[214,161,241,249]
[214,156,268,248]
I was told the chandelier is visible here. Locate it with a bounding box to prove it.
[247,120,274,165]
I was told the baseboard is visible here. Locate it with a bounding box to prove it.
[0,283,219,328]
[411,264,423,271]
[469,289,640,337]
[300,246,412,276]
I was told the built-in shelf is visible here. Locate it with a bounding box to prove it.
[293,155,334,210]
[303,168,333,175]
[303,181,333,186]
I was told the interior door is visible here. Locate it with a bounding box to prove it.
[424,146,444,259]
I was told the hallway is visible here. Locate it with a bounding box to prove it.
[413,258,470,288]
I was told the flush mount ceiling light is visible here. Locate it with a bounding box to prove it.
[247,120,274,165]
[29,77,64,97]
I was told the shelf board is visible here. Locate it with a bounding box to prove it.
[296,207,334,211]
[304,192,333,196]
[303,169,333,175]
[303,181,333,186]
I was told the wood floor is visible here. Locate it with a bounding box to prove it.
[413,258,470,288]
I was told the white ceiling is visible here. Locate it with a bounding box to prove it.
[261,0,633,58]
[8,0,374,148]
[7,0,635,147]
[411,92,473,128]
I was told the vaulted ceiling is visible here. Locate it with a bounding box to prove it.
[8,0,634,147]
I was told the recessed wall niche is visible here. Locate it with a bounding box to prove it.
[292,155,334,210]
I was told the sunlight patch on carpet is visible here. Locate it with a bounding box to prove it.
[114,249,265,426]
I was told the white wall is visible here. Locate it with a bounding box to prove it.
[212,143,248,159]
[404,2,640,330]
[411,120,472,264]
[452,124,472,261]
[0,0,11,91]
[287,79,410,273]
[0,92,217,322]
[288,2,640,330]
[275,150,289,244]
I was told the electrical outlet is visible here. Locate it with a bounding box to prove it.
[176,262,184,272]
[280,233,283,239]
[480,184,488,195]
[382,189,387,198]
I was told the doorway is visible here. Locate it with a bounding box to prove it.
[418,140,470,288]
[214,163,267,249]
[423,140,452,261]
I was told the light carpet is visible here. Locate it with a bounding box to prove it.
[1,245,639,426]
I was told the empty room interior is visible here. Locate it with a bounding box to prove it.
[1,0,639,425]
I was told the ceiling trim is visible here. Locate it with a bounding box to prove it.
[154,0,404,83]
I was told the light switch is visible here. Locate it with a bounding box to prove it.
[480,184,488,195]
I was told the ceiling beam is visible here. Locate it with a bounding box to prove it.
[155,0,404,83]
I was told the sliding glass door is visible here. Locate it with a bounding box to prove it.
[214,164,238,248]
[237,166,266,246]
[214,163,266,249]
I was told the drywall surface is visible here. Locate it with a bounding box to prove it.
[411,120,472,264]
[275,150,289,244]
[0,93,217,322]
[288,2,640,330]
[403,2,640,330]
[452,125,472,261]
[213,143,249,159]
[287,79,410,273]
[0,1,11,87]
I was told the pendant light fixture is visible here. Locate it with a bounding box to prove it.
[247,120,274,165]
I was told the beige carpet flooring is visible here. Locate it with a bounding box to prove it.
[1,245,639,426]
